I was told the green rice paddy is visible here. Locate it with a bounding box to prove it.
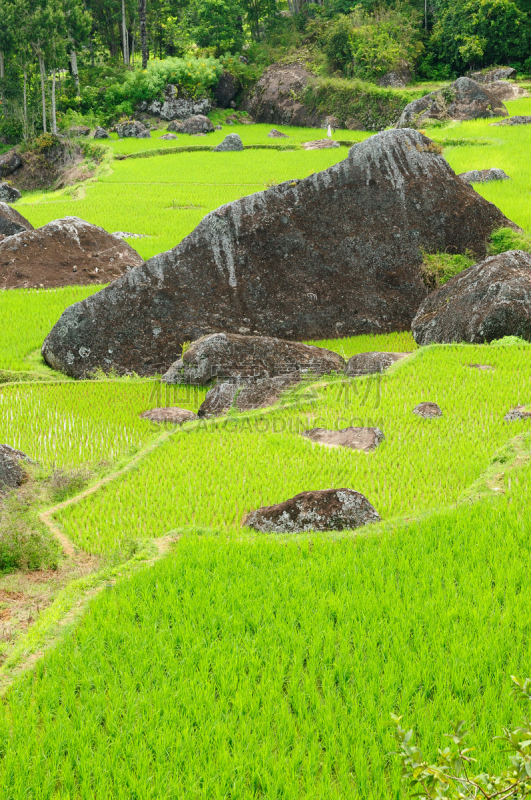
[1,99,531,798]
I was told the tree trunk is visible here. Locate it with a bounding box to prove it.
[0,51,4,109]
[122,0,129,65]
[138,0,148,68]
[38,52,47,134]
[70,46,81,96]
[51,69,57,134]
[23,67,28,140]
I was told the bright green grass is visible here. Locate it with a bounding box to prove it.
[3,472,531,799]
[16,146,354,260]
[55,343,531,554]
[0,379,206,468]
[308,331,417,358]
[0,286,102,371]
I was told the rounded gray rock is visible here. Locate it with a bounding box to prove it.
[213,134,243,152]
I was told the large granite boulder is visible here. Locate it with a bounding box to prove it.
[0,149,22,178]
[0,183,21,203]
[412,250,531,345]
[162,333,344,385]
[143,85,211,121]
[41,129,513,379]
[397,77,508,128]
[168,115,214,134]
[116,120,151,139]
[214,72,239,109]
[345,352,410,376]
[0,217,143,290]
[0,444,32,491]
[241,63,324,127]
[0,202,33,237]
[198,373,301,417]
[242,488,381,532]
[213,134,243,151]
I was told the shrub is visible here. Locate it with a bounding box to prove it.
[488,227,531,256]
[0,117,23,145]
[0,485,60,573]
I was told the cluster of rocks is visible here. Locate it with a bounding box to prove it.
[139,84,213,121]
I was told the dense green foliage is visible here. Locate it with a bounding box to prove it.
[2,466,531,796]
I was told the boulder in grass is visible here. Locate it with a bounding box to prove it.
[242,488,381,533]
[168,115,214,135]
[116,120,151,139]
[0,216,143,290]
[491,116,531,127]
[505,405,531,421]
[0,444,33,492]
[93,126,110,139]
[301,139,340,150]
[301,426,385,452]
[41,129,515,379]
[486,82,529,102]
[140,407,198,424]
[0,149,22,178]
[413,402,442,418]
[159,133,177,140]
[0,183,21,203]
[214,72,239,109]
[397,77,508,128]
[267,129,289,138]
[0,201,33,237]
[345,352,410,377]
[163,333,345,385]
[468,67,516,83]
[213,134,243,151]
[198,373,301,418]
[412,251,531,345]
[459,168,510,184]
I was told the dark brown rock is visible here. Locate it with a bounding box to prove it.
[0,202,34,238]
[397,77,508,128]
[504,405,531,421]
[413,402,442,418]
[301,426,384,451]
[491,115,531,127]
[301,139,340,150]
[459,168,510,184]
[0,183,22,202]
[0,444,32,491]
[162,333,344,385]
[41,128,514,379]
[0,149,22,178]
[0,216,143,290]
[267,129,289,138]
[215,71,240,108]
[140,407,198,423]
[242,488,381,532]
[345,352,410,376]
[168,115,214,134]
[198,373,301,417]
[241,63,325,127]
[412,251,531,345]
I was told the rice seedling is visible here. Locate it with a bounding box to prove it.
[54,342,531,554]
[1,468,530,798]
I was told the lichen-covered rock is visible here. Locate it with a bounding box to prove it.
[491,115,531,127]
[159,133,177,140]
[486,82,528,102]
[468,67,516,83]
[168,115,214,134]
[198,373,301,417]
[214,72,239,109]
[1,217,143,290]
[412,250,531,345]
[242,488,381,532]
[504,405,531,421]
[144,86,211,121]
[139,407,198,424]
[301,139,340,150]
[93,126,110,139]
[213,134,243,151]
[0,201,33,238]
[41,128,514,379]
[397,77,508,128]
[116,121,151,139]
[459,168,510,184]
[0,183,21,203]
[301,426,385,451]
[241,63,325,127]
[163,333,344,385]
[413,402,442,418]
[0,149,22,178]
[345,351,410,376]
[378,63,411,88]
[0,444,32,491]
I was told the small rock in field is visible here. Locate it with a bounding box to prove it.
[0,444,33,492]
[197,373,301,418]
[413,402,443,418]
[301,139,340,150]
[159,133,177,140]
[168,115,214,135]
[459,168,510,184]
[213,134,244,152]
[345,352,410,376]
[268,129,289,138]
[468,363,494,370]
[0,201,33,237]
[93,126,110,139]
[301,426,385,451]
[491,115,531,126]
[0,183,21,203]
[111,231,148,240]
[242,488,381,533]
[504,405,531,421]
[214,125,222,130]
[116,120,151,139]
[140,407,198,424]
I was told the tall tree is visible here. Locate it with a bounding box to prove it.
[139,0,148,67]
[63,0,91,95]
